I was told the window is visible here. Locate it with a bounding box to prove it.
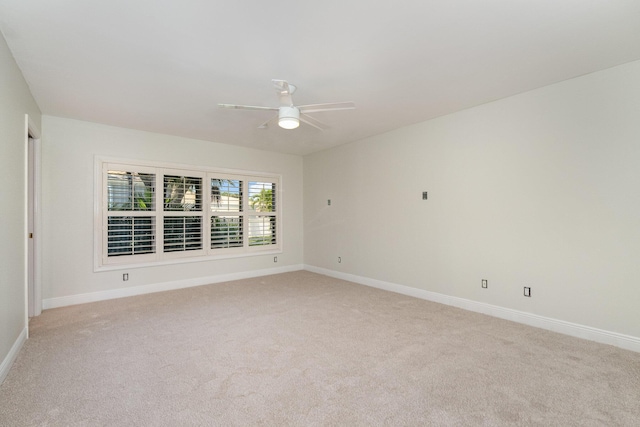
[247,181,277,246]
[106,169,156,260]
[98,160,280,269]
[210,178,243,249]
[163,174,204,255]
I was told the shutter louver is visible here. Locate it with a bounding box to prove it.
[164,217,203,252]
[107,171,155,211]
[210,179,242,212]
[107,217,155,256]
[248,181,275,213]
[248,216,276,246]
[164,175,202,211]
[211,216,243,249]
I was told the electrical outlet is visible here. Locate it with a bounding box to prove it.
[274,256,278,263]
[524,287,531,297]
[422,191,428,200]
[327,199,331,206]
[338,256,342,263]
[481,279,488,289]
[123,273,129,281]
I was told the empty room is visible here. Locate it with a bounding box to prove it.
[1,1,639,425]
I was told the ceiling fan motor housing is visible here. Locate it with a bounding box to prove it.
[278,106,300,129]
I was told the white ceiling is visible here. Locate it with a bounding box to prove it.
[1,1,639,156]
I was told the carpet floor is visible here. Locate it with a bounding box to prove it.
[1,271,639,426]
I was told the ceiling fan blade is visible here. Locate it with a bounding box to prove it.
[258,114,279,129]
[218,104,277,111]
[299,113,329,130]
[298,101,355,113]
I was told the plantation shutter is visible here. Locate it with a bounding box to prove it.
[210,178,243,249]
[106,170,156,258]
[99,160,280,269]
[163,174,204,254]
[247,181,277,247]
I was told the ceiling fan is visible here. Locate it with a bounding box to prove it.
[218,79,355,130]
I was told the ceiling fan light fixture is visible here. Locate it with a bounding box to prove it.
[220,80,354,130]
[278,106,300,129]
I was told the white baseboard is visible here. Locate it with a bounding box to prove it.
[304,265,640,353]
[43,264,304,310]
[0,327,27,385]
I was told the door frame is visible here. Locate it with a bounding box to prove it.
[25,114,42,324]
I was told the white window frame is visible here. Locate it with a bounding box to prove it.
[94,157,282,271]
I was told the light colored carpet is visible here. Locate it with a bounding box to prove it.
[1,271,639,426]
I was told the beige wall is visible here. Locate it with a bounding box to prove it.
[40,116,303,301]
[304,60,640,338]
[0,33,41,372]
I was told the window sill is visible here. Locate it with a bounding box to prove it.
[94,247,283,272]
